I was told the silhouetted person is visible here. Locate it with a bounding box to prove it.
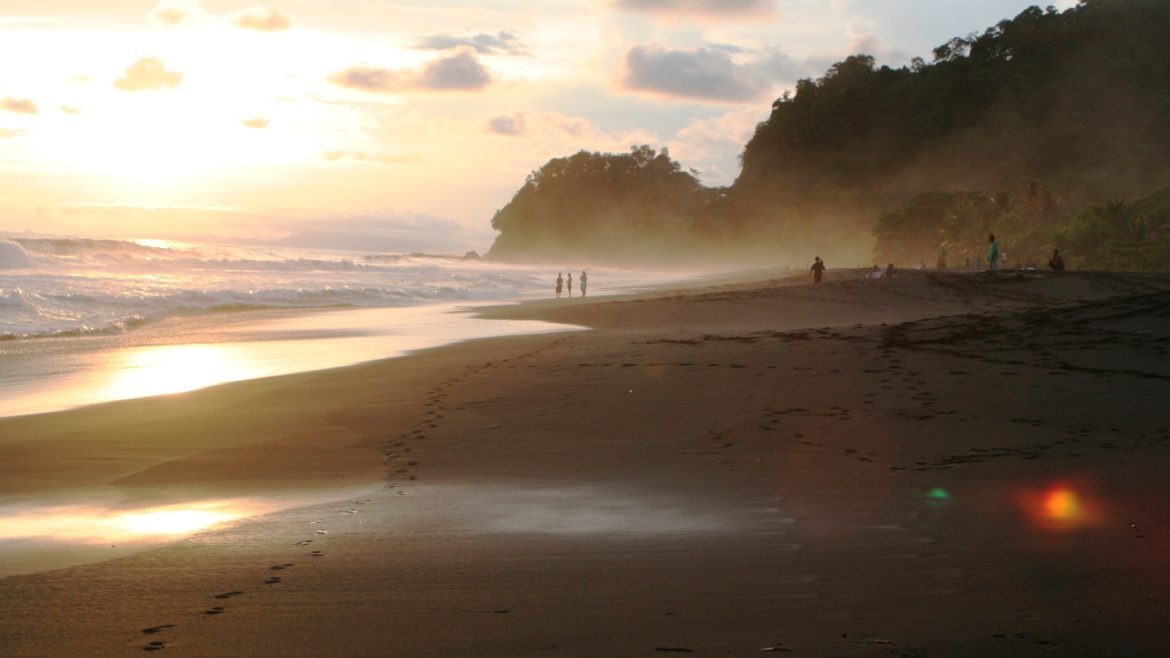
[886,263,896,278]
[580,271,588,297]
[937,249,947,270]
[810,257,825,284]
[567,272,573,298]
[1048,249,1065,273]
[988,234,1000,272]
[555,273,563,298]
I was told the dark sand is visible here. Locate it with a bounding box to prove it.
[2,270,1170,656]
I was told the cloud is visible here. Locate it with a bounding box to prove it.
[1,97,38,115]
[672,108,761,159]
[614,0,775,18]
[329,47,491,93]
[227,5,293,32]
[620,44,777,102]
[487,113,526,136]
[148,0,204,26]
[846,33,912,66]
[664,107,768,184]
[114,57,183,92]
[506,111,662,157]
[417,48,491,90]
[241,116,270,128]
[322,149,423,166]
[415,31,528,56]
[328,65,401,93]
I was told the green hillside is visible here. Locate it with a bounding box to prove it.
[489,0,1170,269]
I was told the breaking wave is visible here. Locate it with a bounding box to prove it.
[0,238,554,340]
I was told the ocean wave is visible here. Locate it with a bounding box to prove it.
[0,241,34,269]
[12,237,170,255]
[0,239,576,341]
[0,283,502,341]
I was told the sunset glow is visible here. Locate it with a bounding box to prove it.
[0,1,1076,250]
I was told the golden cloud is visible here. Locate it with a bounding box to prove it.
[1,97,39,114]
[228,5,293,32]
[114,57,183,92]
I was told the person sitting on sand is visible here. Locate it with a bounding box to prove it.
[580,270,588,297]
[865,265,883,279]
[809,257,826,284]
[988,234,1000,272]
[1048,249,1065,273]
[555,273,563,298]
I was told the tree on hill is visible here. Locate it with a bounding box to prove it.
[487,146,712,264]
[719,0,1170,243]
[488,1,1170,269]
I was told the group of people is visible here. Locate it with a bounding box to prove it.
[807,235,1066,285]
[987,234,1064,272]
[555,271,588,298]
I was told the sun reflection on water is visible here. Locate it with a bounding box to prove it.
[104,344,260,399]
[0,500,248,543]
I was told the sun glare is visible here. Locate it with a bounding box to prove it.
[0,501,246,543]
[111,504,241,536]
[105,344,259,400]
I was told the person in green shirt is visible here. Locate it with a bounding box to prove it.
[988,234,1000,272]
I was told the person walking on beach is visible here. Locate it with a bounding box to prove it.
[988,234,1000,272]
[567,272,573,298]
[555,273,563,298]
[1048,249,1065,273]
[810,256,826,284]
[580,270,588,297]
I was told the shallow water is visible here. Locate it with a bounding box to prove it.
[0,485,377,576]
[0,303,581,417]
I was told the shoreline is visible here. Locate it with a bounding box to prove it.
[3,270,1170,655]
[0,300,587,420]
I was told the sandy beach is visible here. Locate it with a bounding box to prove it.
[3,269,1170,656]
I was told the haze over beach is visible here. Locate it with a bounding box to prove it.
[4,1,1170,657]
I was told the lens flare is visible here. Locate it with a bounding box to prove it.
[1043,488,1081,521]
[1017,482,1101,530]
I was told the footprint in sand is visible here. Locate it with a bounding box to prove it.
[141,624,175,635]
[214,591,243,600]
[205,607,225,616]
[311,550,326,557]
[144,640,167,652]
[296,540,313,546]
[264,576,282,585]
[270,563,295,570]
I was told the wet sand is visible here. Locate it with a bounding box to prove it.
[2,270,1170,656]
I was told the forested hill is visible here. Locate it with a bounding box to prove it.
[488,0,1170,267]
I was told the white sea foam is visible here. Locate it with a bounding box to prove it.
[0,237,673,339]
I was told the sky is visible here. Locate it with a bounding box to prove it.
[0,0,1077,253]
